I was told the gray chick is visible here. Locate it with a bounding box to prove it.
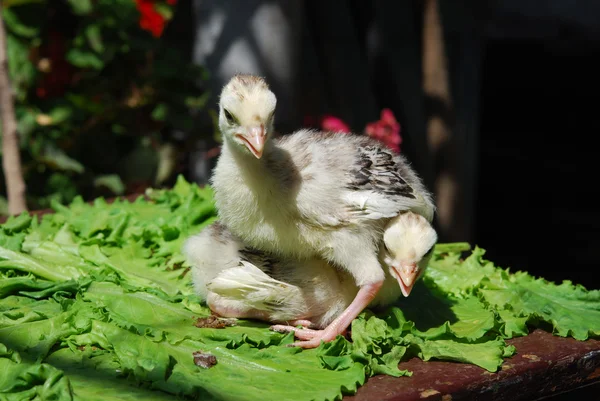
[208,74,436,348]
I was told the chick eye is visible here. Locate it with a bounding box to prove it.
[224,109,236,125]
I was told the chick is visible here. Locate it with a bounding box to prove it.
[184,221,358,329]
[381,211,438,298]
[270,211,437,342]
[209,74,436,348]
[184,212,438,345]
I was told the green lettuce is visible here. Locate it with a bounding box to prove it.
[0,343,73,400]
[0,176,598,401]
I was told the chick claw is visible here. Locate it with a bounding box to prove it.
[270,325,320,341]
[270,325,348,348]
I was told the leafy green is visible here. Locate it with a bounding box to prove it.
[427,246,600,340]
[0,343,73,400]
[0,177,598,401]
[480,272,600,340]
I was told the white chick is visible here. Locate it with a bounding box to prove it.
[184,221,358,329]
[210,74,436,348]
[380,211,438,298]
[184,212,438,344]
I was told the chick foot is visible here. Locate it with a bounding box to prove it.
[287,319,314,328]
[272,281,383,349]
[270,325,325,341]
[271,324,348,346]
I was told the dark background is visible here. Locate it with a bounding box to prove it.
[187,0,599,289]
[477,37,598,288]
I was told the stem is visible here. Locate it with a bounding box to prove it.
[0,5,27,215]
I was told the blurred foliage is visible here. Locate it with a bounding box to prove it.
[0,0,210,214]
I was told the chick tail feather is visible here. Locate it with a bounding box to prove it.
[207,262,308,321]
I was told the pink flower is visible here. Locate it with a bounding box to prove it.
[321,115,351,133]
[365,108,402,153]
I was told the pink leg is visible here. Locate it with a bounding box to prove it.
[271,281,383,349]
[271,325,322,341]
[287,319,314,327]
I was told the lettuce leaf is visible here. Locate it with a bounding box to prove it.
[0,176,598,401]
[480,272,600,340]
[0,343,73,400]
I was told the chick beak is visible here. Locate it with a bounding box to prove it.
[237,125,266,159]
[393,262,418,297]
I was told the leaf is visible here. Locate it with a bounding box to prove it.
[0,297,62,328]
[85,24,104,53]
[16,107,38,144]
[6,35,36,101]
[185,92,210,110]
[84,281,288,347]
[425,246,502,297]
[408,334,509,372]
[2,213,32,233]
[155,143,177,185]
[0,311,79,358]
[151,103,169,122]
[3,0,45,7]
[46,348,177,401]
[0,275,54,299]
[154,2,174,20]
[0,244,86,281]
[48,106,73,125]
[65,93,105,114]
[1,177,599,401]
[496,309,529,338]
[480,272,600,340]
[1,7,39,37]
[39,144,85,173]
[350,314,410,377]
[65,320,364,401]
[93,175,125,195]
[0,343,74,399]
[66,48,104,70]
[351,304,506,373]
[67,0,93,15]
[391,284,495,341]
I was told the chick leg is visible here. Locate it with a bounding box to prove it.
[271,325,323,340]
[271,281,383,348]
[287,319,315,327]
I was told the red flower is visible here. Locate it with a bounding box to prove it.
[320,115,351,133]
[135,0,166,37]
[365,109,402,153]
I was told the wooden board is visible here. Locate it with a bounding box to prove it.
[346,329,600,401]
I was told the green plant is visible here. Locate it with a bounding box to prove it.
[0,0,210,214]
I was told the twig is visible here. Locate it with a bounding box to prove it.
[0,5,28,214]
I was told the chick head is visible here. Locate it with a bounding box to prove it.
[218,74,277,159]
[382,211,438,297]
